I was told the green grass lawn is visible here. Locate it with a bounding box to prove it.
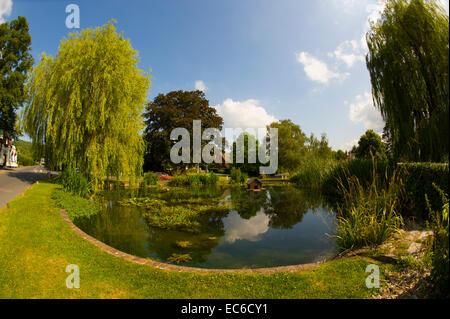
[0,180,386,299]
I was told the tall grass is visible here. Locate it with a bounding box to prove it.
[290,157,336,188]
[332,164,404,251]
[322,159,392,199]
[55,169,92,197]
[168,173,218,186]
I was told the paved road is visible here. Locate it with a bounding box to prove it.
[0,166,49,210]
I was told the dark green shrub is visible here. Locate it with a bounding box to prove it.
[428,188,449,298]
[56,169,92,197]
[168,173,218,186]
[230,167,247,184]
[400,163,449,218]
[143,172,159,186]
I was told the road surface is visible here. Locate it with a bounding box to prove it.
[0,166,49,210]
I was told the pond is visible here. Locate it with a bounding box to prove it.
[74,185,337,269]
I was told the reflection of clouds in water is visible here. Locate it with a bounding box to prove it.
[223,211,269,244]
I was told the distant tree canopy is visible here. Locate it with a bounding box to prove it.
[265,120,335,173]
[366,0,449,162]
[143,90,223,172]
[231,132,261,176]
[334,149,347,161]
[267,120,308,173]
[355,129,387,160]
[23,22,150,182]
[0,16,33,137]
[307,133,333,160]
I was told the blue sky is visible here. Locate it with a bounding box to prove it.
[2,0,449,150]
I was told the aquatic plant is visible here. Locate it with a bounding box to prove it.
[332,167,404,251]
[175,241,193,248]
[167,253,192,264]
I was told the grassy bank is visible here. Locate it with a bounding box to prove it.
[0,180,386,298]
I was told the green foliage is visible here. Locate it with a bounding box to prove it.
[143,90,223,172]
[231,132,261,176]
[333,169,404,251]
[323,160,449,219]
[322,159,392,199]
[366,0,449,162]
[51,188,100,220]
[23,22,150,183]
[355,130,387,160]
[168,173,218,186]
[334,150,347,161]
[143,172,159,186]
[308,133,334,160]
[167,253,192,264]
[0,17,34,136]
[55,169,92,197]
[428,188,449,298]
[400,163,449,217]
[266,120,308,172]
[230,167,247,184]
[14,140,39,166]
[290,157,336,189]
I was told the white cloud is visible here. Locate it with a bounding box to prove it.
[0,0,12,23]
[194,80,208,92]
[295,52,348,84]
[349,92,384,133]
[329,40,365,68]
[223,211,269,244]
[341,139,359,152]
[214,98,278,130]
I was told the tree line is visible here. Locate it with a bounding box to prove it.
[0,0,448,182]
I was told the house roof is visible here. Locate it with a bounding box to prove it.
[247,177,262,185]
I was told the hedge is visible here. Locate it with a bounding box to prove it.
[399,163,449,218]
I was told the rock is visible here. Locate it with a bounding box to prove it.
[407,242,422,254]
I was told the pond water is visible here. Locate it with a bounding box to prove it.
[74,186,337,269]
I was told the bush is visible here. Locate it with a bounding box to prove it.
[15,140,39,166]
[290,157,336,188]
[56,169,92,197]
[428,188,449,298]
[168,173,218,186]
[230,167,247,184]
[143,172,159,186]
[400,163,449,218]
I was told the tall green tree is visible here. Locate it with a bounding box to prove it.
[355,129,387,160]
[231,132,261,176]
[366,0,449,162]
[0,16,33,137]
[143,90,223,171]
[267,119,308,173]
[23,22,150,182]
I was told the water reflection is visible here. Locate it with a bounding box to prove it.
[75,185,336,269]
[222,210,270,243]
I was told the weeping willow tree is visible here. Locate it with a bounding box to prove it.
[366,0,449,162]
[23,22,151,184]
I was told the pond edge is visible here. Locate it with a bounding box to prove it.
[60,208,327,274]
